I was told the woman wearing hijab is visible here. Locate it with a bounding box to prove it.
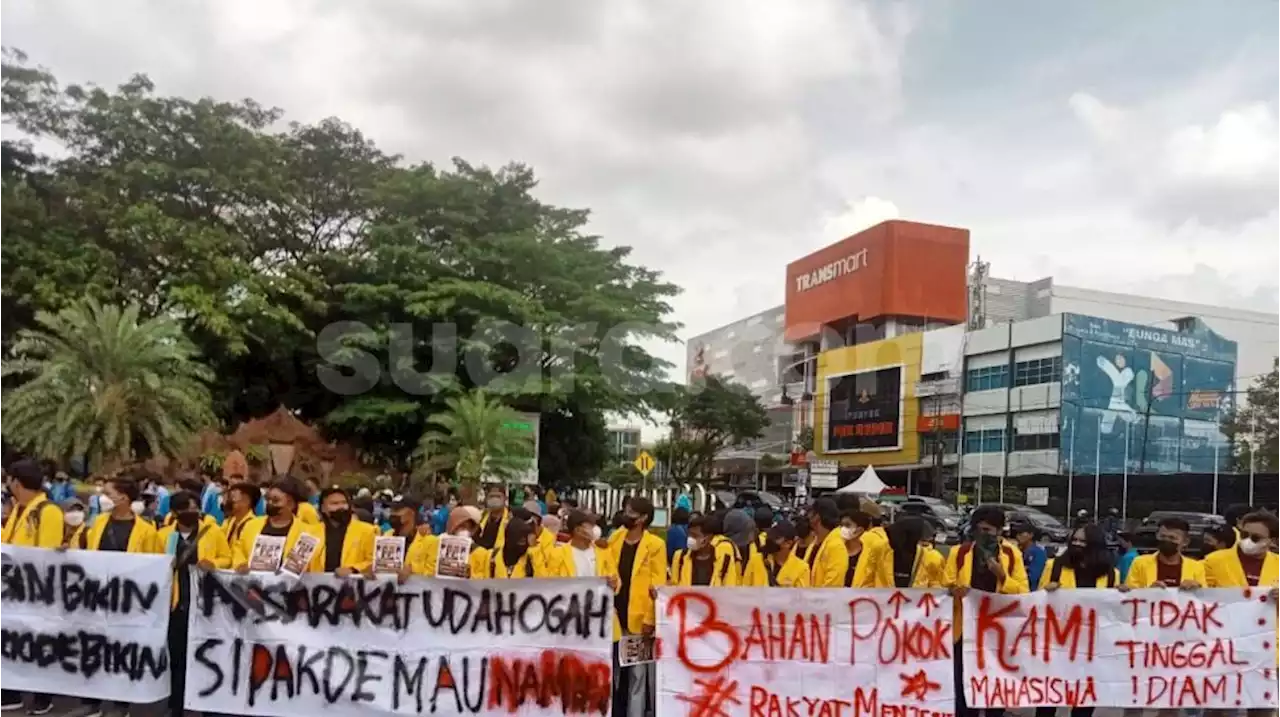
[417,505,488,578]
[480,516,542,579]
[855,515,943,588]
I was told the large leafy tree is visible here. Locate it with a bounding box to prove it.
[1,50,680,478]
[413,392,534,490]
[2,299,216,469]
[1222,358,1278,473]
[654,375,771,481]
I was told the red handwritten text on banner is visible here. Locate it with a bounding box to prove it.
[962,588,1278,709]
[657,588,954,717]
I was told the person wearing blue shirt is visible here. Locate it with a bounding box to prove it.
[200,475,228,524]
[1012,521,1048,590]
[1115,530,1138,583]
[48,472,75,504]
[667,506,691,564]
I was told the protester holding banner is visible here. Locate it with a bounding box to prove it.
[1041,523,1120,591]
[316,486,375,576]
[381,495,434,574]
[550,510,621,630]
[476,483,510,549]
[610,496,666,717]
[220,481,260,547]
[232,477,325,573]
[762,520,810,587]
[477,514,544,578]
[1121,516,1206,589]
[946,504,1029,717]
[1205,510,1279,590]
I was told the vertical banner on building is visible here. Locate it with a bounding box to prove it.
[657,588,954,716]
[0,544,173,702]
[186,572,613,717]
[962,588,1279,709]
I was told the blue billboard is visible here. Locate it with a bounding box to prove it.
[1059,314,1236,475]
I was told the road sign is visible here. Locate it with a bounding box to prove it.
[633,450,656,477]
[1026,487,1050,507]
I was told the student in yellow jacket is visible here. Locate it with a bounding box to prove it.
[373,496,435,580]
[415,505,489,578]
[1,459,64,549]
[806,499,850,587]
[1041,523,1121,590]
[476,484,511,550]
[671,516,736,586]
[478,516,544,578]
[60,498,89,550]
[1207,511,1280,682]
[220,482,261,548]
[316,486,376,576]
[723,508,769,586]
[84,477,163,553]
[157,491,233,606]
[610,497,666,717]
[762,522,810,587]
[704,510,744,585]
[233,478,325,574]
[548,510,619,585]
[855,515,944,588]
[1122,516,1206,589]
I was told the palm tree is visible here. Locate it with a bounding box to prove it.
[413,391,534,491]
[2,299,217,470]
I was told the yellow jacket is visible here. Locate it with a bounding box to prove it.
[736,544,770,587]
[1039,558,1120,589]
[85,514,163,553]
[1204,547,1279,664]
[297,502,320,525]
[810,528,850,587]
[158,522,233,606]
[708,536,742,585]
[161,513,219,530]
[548,543,622,640]
[327,519,377,573]
[537,528,557,551]
[611,531,667,635]
[221,512,257,547]
[475,548,541,579]
[855,543,945,588]
[232,517,325,573]
[1125,554,1207,588]
[63,524,87,550]
[2,494,64,548]
[670,548,736,587]
[479,508,510,549]
[944,537,1029,640]
[416,535,490,578]
[380,529,436,575]
[766,554,811,587]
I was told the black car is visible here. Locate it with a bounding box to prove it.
[960,505,1071,545]
[896,497,963,545]
[1131,511,1226,559]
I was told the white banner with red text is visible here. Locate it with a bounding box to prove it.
[0,544,173,703]
[185,571,614,717]
[657,587,955,717]
[962,587,1279,710]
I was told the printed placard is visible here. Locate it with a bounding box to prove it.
[436,534,473,578]
[186,572,614,717]
[0,544,173,702]
[962,588,1279,709]
[248,535,286,572]
[657,588,954,716]
[619,635,655,666]
[373,535,405,574]
[280,533,320,578]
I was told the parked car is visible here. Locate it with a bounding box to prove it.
[882,503,954,546]
[895,496,964,545]
[1131,511,1226,559]
[958,504,1071,545]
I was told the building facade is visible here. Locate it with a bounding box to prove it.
[606,425,643,465]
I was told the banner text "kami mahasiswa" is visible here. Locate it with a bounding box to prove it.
[657,587,955,717]
[963,588,1279,709]
[0,545,173,703]
[186,571,614,717]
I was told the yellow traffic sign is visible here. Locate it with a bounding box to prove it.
[633,451,656,477]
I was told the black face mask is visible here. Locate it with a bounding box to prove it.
[326,509,351,525]
[264,504,284,518]
[1065,544,1087,565]
[177,511,200,529]
[1156,539,1179,556]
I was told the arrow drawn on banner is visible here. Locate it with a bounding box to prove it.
[887,591,911,619]
[917,592,941,618]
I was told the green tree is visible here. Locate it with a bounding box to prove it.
[413,392,535,489]
[2,299,216,469]
[1222,358,1278,473]
[659,375,771,481]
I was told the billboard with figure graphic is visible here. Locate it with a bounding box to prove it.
[1059,314,1236,475]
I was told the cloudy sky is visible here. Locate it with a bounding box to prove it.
[4,0,1278,386]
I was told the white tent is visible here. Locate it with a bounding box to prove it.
[836,465,887,495]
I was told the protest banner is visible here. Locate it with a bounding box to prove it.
[436,535,473,578]
[0,544,173,702]
[657,587,954,717]
[618,635,654,667]
[249,535,286,572]
[280,533,320,578]
[962,587,1279,709]
[186,571,614,717]
[374,536,406,574]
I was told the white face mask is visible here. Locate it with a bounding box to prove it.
[130,500,145,515]
[64,510,85,527]
[94,486,104,495]
[840,526,857,542]
[486,497,505,511]
[1239,537,1268,556]
[590,525,602,542]
[455,529,472,539]
[98,496,115,514]
[686,536,700,551]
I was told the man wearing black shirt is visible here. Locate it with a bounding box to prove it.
[611,497,664,717]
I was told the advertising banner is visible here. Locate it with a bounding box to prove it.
[962,588,1278,709]
[826,366,904,452]
[0,544,173,703]
[186,572,613,717]
[657,587,954,717]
